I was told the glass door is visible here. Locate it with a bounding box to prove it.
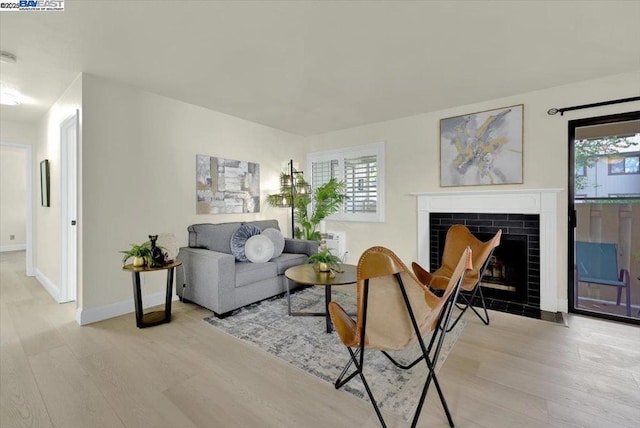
[569,111,640,323]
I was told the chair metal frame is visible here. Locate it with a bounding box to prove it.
[332,249,469,428]
[446,247,496,331]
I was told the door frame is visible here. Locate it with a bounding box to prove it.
[59,111,79,303]
[567,110,640,324]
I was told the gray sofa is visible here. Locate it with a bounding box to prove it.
[176,219,317,316]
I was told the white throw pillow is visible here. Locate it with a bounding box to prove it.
[244,235,275,263]
[261,228,285,259]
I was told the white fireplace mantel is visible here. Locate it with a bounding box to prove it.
[413,188,565,313]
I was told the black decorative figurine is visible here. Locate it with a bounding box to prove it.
[149,235,165,268]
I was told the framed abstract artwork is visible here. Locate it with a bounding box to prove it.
[196,154,260,214]
[440,104,523,187]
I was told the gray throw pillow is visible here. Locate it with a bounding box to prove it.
[261,228,285,259]
[230,224,262,261]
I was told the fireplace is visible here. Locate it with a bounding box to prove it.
[481,234,527,297]
[414,188,565,316]
[430,213,540,315]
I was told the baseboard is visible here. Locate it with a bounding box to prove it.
[0,244,26,252]
[77,292,179,326]
[35,269,61,302]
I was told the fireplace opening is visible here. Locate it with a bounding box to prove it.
[429,212,541,317]
[433,230,528,303]
[472,233,527,304]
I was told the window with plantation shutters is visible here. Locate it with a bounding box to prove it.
[307,142,385,222]
[344,155,377,214]
[311,159,338,187]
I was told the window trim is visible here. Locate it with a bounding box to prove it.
[307,142,385,223]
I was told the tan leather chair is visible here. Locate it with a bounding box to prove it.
[412,225,501,331]
[329,246,472,428]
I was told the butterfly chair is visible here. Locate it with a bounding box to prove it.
[412,225,501,332]
[328,246,472,428]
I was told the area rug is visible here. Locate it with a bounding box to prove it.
[204,287,465,421]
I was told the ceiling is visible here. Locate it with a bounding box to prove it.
[1,1,639,136]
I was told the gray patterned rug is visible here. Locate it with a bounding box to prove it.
[204,286,465,420]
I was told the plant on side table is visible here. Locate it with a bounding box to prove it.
[120,242,152,267]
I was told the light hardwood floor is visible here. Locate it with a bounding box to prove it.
[1,250,639,428]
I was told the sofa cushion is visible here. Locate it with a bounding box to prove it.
[230,224,262,261]
[261,228,285,259]
[188,222,242,254]
[246,219,279,231]
[235,261,277,288]
[271,253,309,275]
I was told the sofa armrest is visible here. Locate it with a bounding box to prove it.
[176,247,236,313]
[284,238,319,257]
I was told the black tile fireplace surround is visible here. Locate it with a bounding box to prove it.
[430,212,550,320]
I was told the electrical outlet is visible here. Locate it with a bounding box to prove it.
[9,235,15,240]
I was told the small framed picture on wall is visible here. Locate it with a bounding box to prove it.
[40,159,50,207]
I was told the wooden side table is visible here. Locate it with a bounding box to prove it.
[122,260,182,328]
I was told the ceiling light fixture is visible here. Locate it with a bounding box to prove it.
[0,86,22,105]
[0,51,18,64]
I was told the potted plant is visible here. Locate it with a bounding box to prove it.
[307,247,343,273]
[120,242,152,267]
[267,171,347,241]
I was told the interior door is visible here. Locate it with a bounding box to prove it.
[568,111,640,323]
[60,111,79,303]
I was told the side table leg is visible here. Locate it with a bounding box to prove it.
[165,267,175,323]
[325,285,332,333]
[132,272,143,328]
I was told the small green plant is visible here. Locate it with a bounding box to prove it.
[120,242,152,265]
[306,247,343,272]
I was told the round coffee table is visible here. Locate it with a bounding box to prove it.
[284,263,357,333]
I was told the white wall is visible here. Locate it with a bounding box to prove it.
[0,146,26,249]
[0,120,36,266]
[304,70,640,304]
[35,74,82,302]
[0,120,37,144]
[0,123,37,250]
[79,74,305,323]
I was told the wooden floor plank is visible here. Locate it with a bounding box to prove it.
[28,345,125,428]
[0,340,53,428]
[78,348,198,428]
